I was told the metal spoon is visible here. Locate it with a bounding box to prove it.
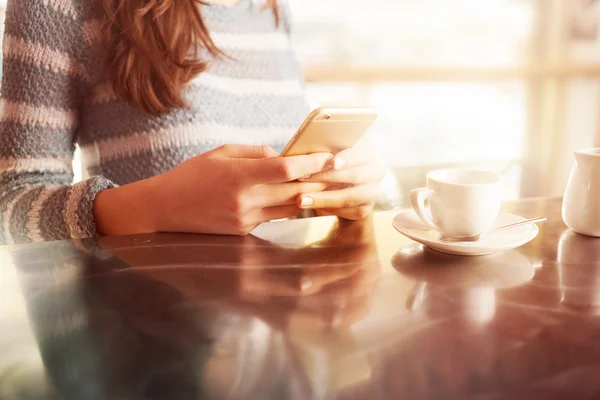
[439,217,547,243]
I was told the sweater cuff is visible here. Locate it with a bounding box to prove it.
[65,176,117,240]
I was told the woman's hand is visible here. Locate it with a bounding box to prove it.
[94,144,332,236]
[296,144,386,220]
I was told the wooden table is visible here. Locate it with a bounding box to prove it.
[2,198,600,399]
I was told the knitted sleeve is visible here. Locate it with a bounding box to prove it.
[0,0,115,245]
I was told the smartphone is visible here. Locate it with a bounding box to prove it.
[280,107,378,157]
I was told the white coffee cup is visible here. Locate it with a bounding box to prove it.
[409,169,504,238]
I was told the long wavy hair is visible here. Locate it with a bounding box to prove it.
[102,0,278,115]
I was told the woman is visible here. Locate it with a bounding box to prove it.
[0,0,385,245]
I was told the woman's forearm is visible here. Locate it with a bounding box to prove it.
[93,177,161,237]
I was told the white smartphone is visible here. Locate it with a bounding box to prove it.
[280,107,378,157]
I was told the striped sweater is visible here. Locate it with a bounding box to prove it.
[0,0,310,245]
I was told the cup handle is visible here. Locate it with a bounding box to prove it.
[409,187,441,231]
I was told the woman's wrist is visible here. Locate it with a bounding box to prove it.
[93,176,162,236]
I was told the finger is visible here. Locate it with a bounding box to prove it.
[241,204,307,236]
[215,144,279,159]
[256,204,302,223]
[251,182,329,209]
[300,163,385,185]
[244,153,333,184]
[331,143,377,170]
[316,205,375,220]
[298,184,379,210]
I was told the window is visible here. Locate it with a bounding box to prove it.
[290,0,600,204]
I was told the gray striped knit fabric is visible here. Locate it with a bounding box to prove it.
[0,0,309,245]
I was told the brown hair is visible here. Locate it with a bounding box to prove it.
[102,0,278,115]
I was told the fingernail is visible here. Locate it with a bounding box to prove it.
[334,157,347,170]
[300,196,314,208]
[300,278,313,292]
[301,174,312,180]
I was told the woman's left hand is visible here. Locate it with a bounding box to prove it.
[296,144,386,220]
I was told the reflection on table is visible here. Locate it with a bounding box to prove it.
[2,198,600,399]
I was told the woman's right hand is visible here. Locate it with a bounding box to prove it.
[94,145,332,236]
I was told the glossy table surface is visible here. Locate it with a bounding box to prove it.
[2,198,600,399]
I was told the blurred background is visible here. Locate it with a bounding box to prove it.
[1,0,600,206]
[289,0,600,205]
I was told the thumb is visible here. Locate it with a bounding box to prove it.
[214,144,279,159]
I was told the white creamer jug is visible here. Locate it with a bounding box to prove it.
[563,148,600,237]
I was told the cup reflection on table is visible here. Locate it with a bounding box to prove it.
[558,229,600,313]
[393,245,535,325]
[407,282,497,325]
[385,246,540,398]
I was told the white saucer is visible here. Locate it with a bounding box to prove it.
[392,210,539,256]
